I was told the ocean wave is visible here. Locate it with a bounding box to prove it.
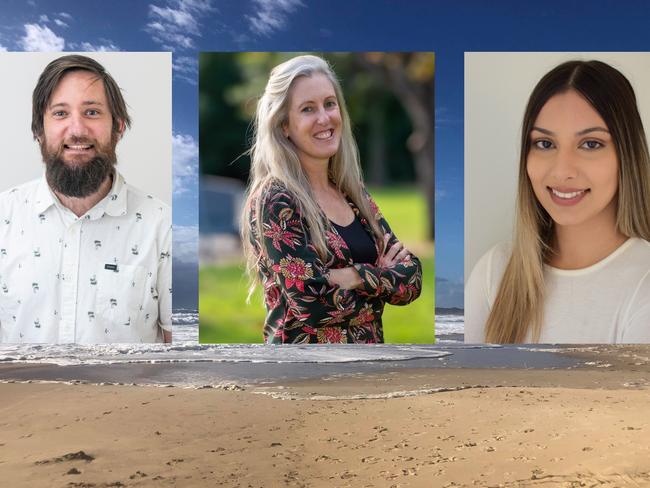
[0,342,451,366]
[435,314,464,343]
[0,311,468,366]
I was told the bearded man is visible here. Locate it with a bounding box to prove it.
[0,55,171,343]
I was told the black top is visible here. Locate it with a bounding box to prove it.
[331,216,378,264]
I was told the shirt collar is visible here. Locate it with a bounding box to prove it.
[34,171,128,220]
[34,175,57,215]
[96,171,128,218]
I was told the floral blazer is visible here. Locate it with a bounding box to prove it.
[251,182,422,344]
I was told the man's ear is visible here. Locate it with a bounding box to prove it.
[116,119,126,139]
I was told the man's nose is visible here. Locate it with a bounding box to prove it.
[67,113,90,138]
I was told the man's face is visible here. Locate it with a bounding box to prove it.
[40,70,121,198]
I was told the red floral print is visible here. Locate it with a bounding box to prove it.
[272,256,313,292]
[326,230,348,260]
[251,183,422,344]
[263,221,299,252]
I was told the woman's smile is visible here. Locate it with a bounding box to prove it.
[547,186,590,206]
[313,128,334,140]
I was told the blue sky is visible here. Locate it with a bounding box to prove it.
[2,0,649,309]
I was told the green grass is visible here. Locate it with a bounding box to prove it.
[368,186,430,244]
[199,264,265,343]
[199,186,435,343]
[382,255,434,343]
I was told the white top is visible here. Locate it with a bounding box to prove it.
[0,172,172,343]
[465,238,650,344]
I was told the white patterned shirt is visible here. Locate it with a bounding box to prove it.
[0,172,172,343]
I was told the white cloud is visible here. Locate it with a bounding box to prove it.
[173,133,198,194]
[173,55,197,74]
[172,55,198,85]
[145,0,215,50]
[54,19,69,28]
[150,5,199,33]
[39,14,50,23]
[246,0,304,36]
[73,40,121,52]
[0,45,7,52]
[173,133,198,177]
[20,24,65,51]
[172,225,198,263]
[58,12,73,20]
[146,21,194,50]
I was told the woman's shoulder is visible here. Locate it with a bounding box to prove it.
[253,180,306,224]
[621,241,650,342]
[464,242,512,343]
[622,237,650,298]
[466,242,512,303]
[596,237,650,274]
[470,242,512,285]
[255,180,299,208]
[629,237,650,255]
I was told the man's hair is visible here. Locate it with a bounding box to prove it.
[31,54,132,139]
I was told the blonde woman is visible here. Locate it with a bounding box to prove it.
[466,60,650,344]
[241,55,422,344]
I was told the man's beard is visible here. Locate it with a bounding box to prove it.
[41,135,118,198]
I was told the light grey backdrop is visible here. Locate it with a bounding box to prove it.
[0,52,172,206]
[464,52,650,282]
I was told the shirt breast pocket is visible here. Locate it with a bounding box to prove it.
[96,264,147,328]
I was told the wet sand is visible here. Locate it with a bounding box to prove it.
[1,345,650,487]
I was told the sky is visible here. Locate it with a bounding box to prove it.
[2,0,650,309]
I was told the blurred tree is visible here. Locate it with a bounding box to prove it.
[199,53,251,180]
[352,53,435,239]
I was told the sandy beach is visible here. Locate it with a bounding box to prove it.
[1,345,650,487]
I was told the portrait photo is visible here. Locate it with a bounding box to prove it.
[465,52,650,343]
[199,52,434,344]
[0,51,173,343]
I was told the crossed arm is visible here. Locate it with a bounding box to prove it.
[256,187,422,328]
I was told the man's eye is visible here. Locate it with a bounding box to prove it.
[86,109,100,116]
[533,139,553,150]
[581,140,603,150]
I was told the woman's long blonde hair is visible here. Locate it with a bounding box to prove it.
[486,60,650,343]
[241,55,383,296]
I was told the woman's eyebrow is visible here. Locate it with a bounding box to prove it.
[576,126,610,136]
[531,126,553,135]
[530,126,610,136]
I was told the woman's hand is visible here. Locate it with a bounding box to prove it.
[379,233,411,268]
[327,267,363,290]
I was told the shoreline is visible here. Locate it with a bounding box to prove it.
[2,346,650,487]
[1,344,648,389]
[0,345,590,387]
